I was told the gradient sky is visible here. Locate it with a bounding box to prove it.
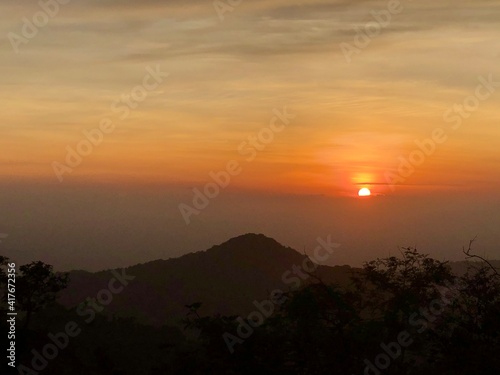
[1,0,499,270]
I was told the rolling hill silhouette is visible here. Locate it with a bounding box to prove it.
[58,233,353,326]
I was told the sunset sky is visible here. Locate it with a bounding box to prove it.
[1,0,499,270]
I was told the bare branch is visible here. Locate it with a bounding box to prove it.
[462,236,500,278]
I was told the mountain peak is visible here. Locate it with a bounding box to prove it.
[206,233,293,258]
[223,233,280,246]
[60,233,354,326]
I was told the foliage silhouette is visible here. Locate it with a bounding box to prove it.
[1,243,499,375]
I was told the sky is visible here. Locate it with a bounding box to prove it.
[1,0,499,270]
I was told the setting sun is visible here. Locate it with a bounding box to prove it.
[358,188,371,197]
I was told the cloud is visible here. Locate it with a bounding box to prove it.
[1,0,499,190]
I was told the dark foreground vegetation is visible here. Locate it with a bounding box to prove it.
[1,248,499,375]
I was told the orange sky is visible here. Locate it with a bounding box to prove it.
[1,1,500,271]
[1,0,500,198]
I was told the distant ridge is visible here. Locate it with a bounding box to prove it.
[57,234,500,326]
[59,233,353,326]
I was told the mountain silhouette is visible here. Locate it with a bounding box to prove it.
[58,233,353,326]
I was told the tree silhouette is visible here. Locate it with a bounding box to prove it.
[1,246,498,375]
[16,261,69,328]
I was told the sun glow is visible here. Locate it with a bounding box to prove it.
[358,188,371,197]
